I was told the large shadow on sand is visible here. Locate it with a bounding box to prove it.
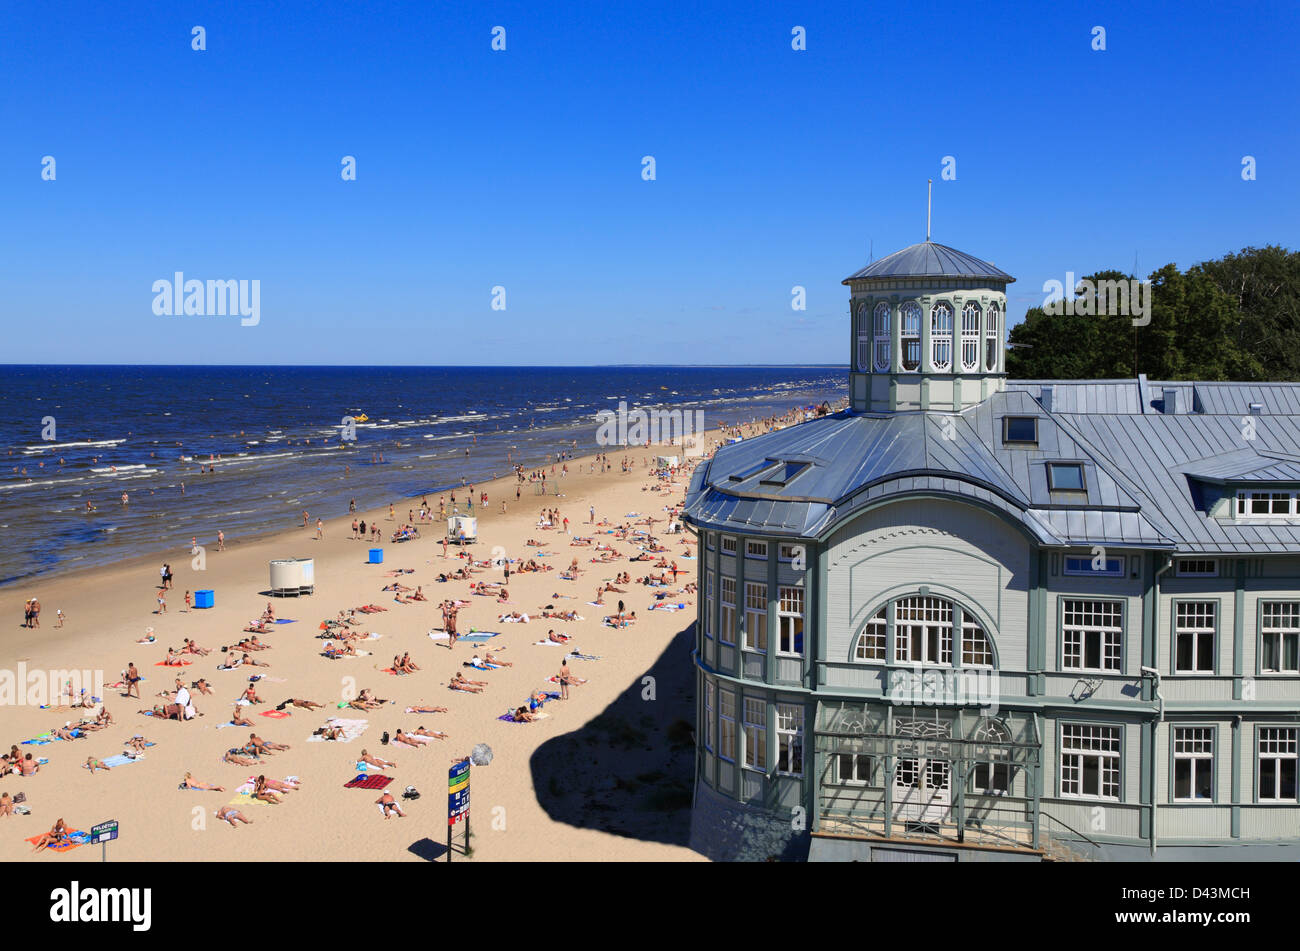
[529,623,696,847]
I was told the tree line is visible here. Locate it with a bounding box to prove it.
[1005,246,1299,381]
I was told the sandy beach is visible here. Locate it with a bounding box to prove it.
[0,445,725,862]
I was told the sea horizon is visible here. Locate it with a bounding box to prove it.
[0,364,846,587]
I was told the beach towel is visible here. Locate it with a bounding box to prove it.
[532,640,566,646]
[21,733,53,746]
[344,773,392,790]
[215,721,242,729]
[307,717,368,743]
[273,619,296,624]
[93,753,143,768]
[155,660,192,666]
[26,830,89,853]
[569,652,600,661]
[467,662,498,671]
[460,632,500,642]
[260,710,291,719]
[497,712,549,723]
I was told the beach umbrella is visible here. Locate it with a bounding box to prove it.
[470,743,493,766]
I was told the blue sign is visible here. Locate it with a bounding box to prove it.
[91,819,118,843]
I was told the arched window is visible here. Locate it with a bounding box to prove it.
[855,303,870,371]
[930,302,953,371]
[851,594,995,668]
[985,303,1001,371]
[961,301,981,372]
[873,302,891,371]
[900,301,922,371]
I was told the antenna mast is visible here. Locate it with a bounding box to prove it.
[926,179,933,241]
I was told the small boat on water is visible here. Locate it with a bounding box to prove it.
[349,412,370,423]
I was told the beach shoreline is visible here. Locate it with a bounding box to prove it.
[0,407,821,863]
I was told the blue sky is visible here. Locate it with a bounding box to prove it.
[2,0,1297,365]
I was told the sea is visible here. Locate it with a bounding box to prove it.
[0,365,846,588]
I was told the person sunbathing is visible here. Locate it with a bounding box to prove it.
[162,648,187,666]
[182,638,211,656]
[241,684,263,705]
[0,791,13,817]
[20,753,39,776]
[392,729,423,748]
[231,704,254,727]
[398,652,420,673]
[215,805,253,827]
[31,818,68,852]
[350,688,386,710]
[497,611,528,622]
[448,672,484,693]
[511,706,538,722]
[412,725,447,740]
[239,652,270,668]
[222,651,243,668]
[139,703,182,720]
[181,772,224,791]
[484,651,512,667]
[260,776,300,792]
[323,641,357,658]
[127,733,148,753]
[376,791,405,818]
[53,722,81,741]
[248,733,289,753]
[411,587,427,601]
[405,702,448,713]
[251,775,281,804]
[389,654,408,674]
[85,755,112,773]
[243,619,268,633]
[312,725,344,741]
[276,698,324,711]
[236,636,269,651]
[547,630,573,644]
[359,749,396,769]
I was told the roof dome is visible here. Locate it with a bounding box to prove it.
[843,241,1015,284]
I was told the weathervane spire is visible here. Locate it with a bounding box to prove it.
[926,179,932,242]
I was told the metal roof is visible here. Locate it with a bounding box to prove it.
[684,379,1300,554]
[843,241,1015,284]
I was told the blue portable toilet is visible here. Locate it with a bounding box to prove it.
[368,548,383,564]
[194,589,215,609]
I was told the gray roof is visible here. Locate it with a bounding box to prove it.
[684,379,1300,554]
[843,241,1015,284]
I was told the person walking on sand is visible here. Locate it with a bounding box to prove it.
[156,589,167,614]
[55,608,65,628]
[217,530,225,552]
[316,518,324,540]
[124,662,141,699]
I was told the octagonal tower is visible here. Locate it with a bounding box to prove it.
[844,241,1015,413]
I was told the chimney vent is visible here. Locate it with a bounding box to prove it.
[1162,387,1182,414]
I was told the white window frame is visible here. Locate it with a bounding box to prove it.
[742,697,767,771]
[1260,601,1300,674]
[718,687,737,762]
[893,596,954,666]
[1059,723,1121,800]
[985,304,1000,371]
[1258,727,1298,801]
[855,302,871,371]
[704,570,715,641]
[1236,490,1297,519]
[900,301,922,372]
[930,301,953,372]
[960,301,981,372]
[962,618,994,667]
[1173,726,1215,802]
[777,542,804,563]
[775,703,803,776]
[833,752,874,785]
[720,535,737,554]
[856,607,887,662]
[873,301,891,371]
[1062,599,1123,672]
[1063,555,1125,577]
[1175,558,1217,577]
[719,576,736,646]
[745,539,768,560]
[777,585,804,657]
[1174,601,1217,674]
[743,580,767,653]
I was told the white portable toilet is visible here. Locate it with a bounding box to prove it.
[448,515,478,543]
